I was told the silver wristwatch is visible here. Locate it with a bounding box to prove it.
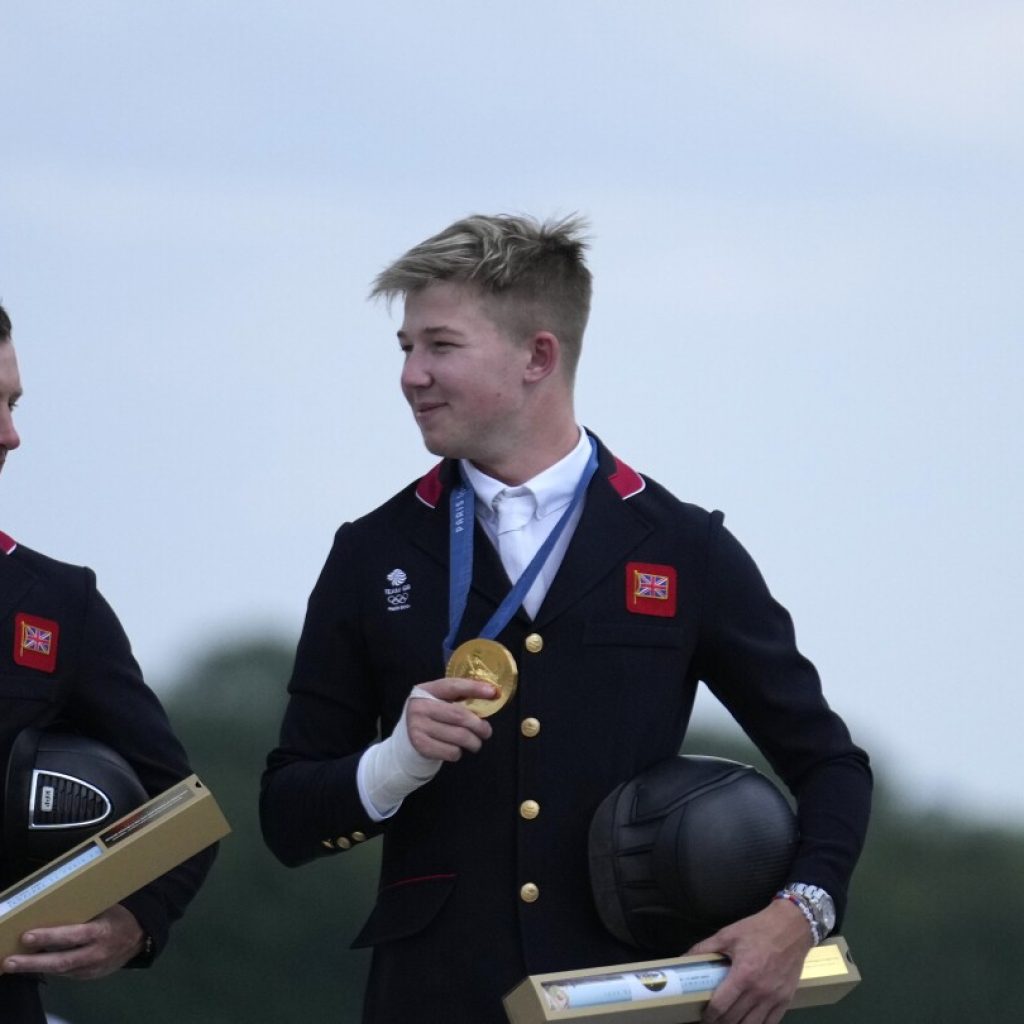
[779,884,836,944]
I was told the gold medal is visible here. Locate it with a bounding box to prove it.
[445,638,518,718]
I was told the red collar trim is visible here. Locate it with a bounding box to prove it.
[415,456,645,507]
[608,457,645,500]
[415,462,445,509]
[0,530,17,555]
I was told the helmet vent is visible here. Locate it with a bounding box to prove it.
[28,770,113,830]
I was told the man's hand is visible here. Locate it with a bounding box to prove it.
[686,898,813,1024]
[3,904,145,980]
[406,678,497,760]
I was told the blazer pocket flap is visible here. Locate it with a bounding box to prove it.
[583,622,686,648]
[350,873,455,948]
[0,674,60,702]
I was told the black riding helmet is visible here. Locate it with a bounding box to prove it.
[589,755,798,954]
[4,728,148,872]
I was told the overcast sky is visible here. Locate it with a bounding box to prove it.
[2,1,1021,822]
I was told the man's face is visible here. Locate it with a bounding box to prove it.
[398,282,532,469]
[0,341,23,477]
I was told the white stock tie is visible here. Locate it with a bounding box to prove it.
[493,489,537,584]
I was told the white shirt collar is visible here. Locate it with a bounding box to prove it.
[461,427,591,523]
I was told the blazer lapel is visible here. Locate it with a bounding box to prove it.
[533,444,653,627]
[410,461,514,622]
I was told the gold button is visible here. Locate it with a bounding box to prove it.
[520,882,540,903]
[520,800,540,820]
[336,837,352,850]
[521,717,541,738]
[320,839,335,850]
[524,633,544,654]
[352,831,366,843]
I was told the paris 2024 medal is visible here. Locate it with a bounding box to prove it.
[445,638,518,718]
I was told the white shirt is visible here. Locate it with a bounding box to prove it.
[461,427,592,618]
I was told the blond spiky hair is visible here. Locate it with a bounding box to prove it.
[370,213,593,381]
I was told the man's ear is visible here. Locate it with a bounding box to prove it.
[523,332,560,383]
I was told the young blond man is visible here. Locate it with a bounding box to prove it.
[261,216,871,1024]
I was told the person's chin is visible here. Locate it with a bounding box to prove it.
[418,427,469,461]
[416,427,450,456]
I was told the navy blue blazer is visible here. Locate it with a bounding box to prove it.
[0,533,216,1023]
[261,434,871,1023]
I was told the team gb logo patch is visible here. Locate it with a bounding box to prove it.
[385,569,412,612]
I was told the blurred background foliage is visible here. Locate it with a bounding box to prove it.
[42,639,1024,1022]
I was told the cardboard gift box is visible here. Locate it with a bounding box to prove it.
[0,774,229,965]
[504,936,860,1023]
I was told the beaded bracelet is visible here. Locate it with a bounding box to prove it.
[774,890,820,945]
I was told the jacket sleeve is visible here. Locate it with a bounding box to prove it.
[65,571,217,962]
[260,526,386,868]
[693,513,872,926]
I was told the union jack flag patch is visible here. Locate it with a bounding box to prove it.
[625,562,678,618]
[14,613,60,673]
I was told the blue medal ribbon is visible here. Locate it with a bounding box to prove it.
[443,436,599,663]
